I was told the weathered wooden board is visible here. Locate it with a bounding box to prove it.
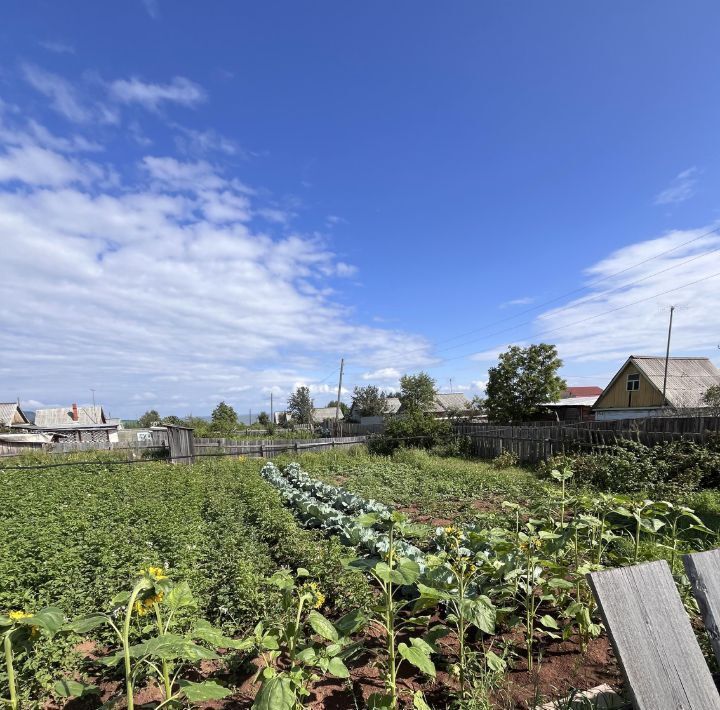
[587,560,720,709]
[684,549,720,666]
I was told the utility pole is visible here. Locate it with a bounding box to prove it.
[270,392,274,424]
[449,378,453,394]
[249,408,252,427]
[90,388,96,407]
[662,305,675,407]
[334,358,345,435]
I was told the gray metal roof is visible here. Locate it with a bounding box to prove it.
[312,407,344,422]
[34,404,106,427]
[630,356,720,409]
[433,393,471,412]
[0,402,28,426]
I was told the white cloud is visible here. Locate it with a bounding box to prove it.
[110,76,206,110]
[655,167,699,206]
[0,144,105,186]
[501,296,533,308]
[362,367,401,381]
[142,0,160,18]
[22,63,91,122]
[533,226,720,364]
[38,40,75,55]
[173,125,239,156]
[22,64,119,125]
[0,122,433,417]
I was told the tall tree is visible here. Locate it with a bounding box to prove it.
[287,386,314,425]
[399,372,436,413]
[138,409,160,428]
[257,411,270,426]
[485,343,566,422]
[211,401,238,433]
[351,385,388,418]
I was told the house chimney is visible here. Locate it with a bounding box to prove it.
[72,403,79,421]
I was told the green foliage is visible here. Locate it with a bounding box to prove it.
[161,415,184,426]
[492,450,519,469]
[287,386,314,425]
[485,343,566,422]
[351,385,389,418]
[539,438,720,495]
[0,454,370,702]
[210,401,239,434]
[257,411,270,426]
[368,411,452,455]
[398,372,436,413]
[137,409,160,428]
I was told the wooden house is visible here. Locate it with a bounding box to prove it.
[0,402,30,430]
[593,356,720,421]
[29,403,119,442]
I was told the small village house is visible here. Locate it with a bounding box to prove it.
[348,397,401,424]
[0,401,30,429]
[542,386,604,422]
[593,356,720,421]
[29,403,120,443]
[397,392,472,419]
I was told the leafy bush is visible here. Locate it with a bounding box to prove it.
[492,450,519,469]
[367,412,452,455]
[538,438,720,495]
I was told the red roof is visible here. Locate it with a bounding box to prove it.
[563,386,603,398]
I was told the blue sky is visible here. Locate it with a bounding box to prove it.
[2,1,720,418]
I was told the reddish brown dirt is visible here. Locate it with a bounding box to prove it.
[52,626,621,709]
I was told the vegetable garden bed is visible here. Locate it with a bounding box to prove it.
[1,450,717,708]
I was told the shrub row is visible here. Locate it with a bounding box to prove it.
[538,437,720,495]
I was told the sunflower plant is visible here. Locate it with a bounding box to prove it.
[252,567,366,710]
[1,607,65,710]
[65,566,250,709]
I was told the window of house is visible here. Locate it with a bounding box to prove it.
[626,373,640,391]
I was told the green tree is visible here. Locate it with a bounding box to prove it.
[485,343,566,423]
[350,386,388,418]
[399,372,436,413]
[287,386,314,425]
[257,411,270,426]
[210,401,238,434]
[161,415,184,426]
[138,409,160,428]
[326,400,350,418]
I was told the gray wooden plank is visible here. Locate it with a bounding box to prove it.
[587,560,720,710]
[684,548,720,666]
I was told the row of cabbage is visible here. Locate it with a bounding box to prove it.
[260,461,427,568]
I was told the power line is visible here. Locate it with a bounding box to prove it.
[433,268,720,366]
[343,224,720,375]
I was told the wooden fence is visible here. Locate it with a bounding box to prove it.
[454,416,720,464]
[194,435,367,459]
